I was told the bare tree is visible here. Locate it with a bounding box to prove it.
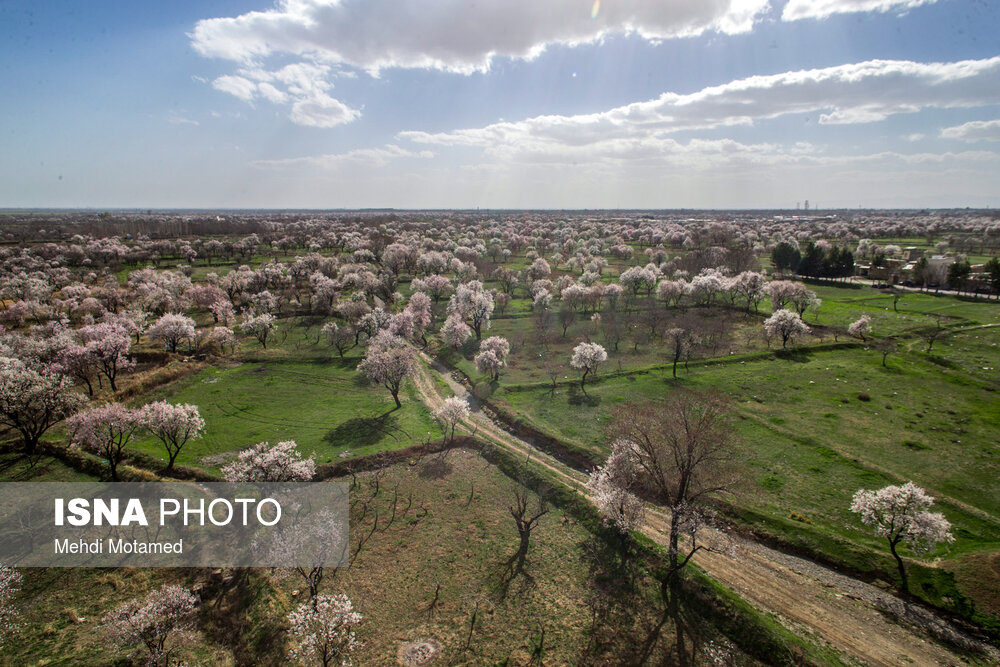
[604,391,739,594]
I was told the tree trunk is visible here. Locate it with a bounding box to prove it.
[889,539,909,594]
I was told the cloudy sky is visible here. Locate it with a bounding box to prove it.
[2,0,998,209]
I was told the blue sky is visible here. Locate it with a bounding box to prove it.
[1,0,998,209]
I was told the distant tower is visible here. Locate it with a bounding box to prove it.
[804,200,810,212]
[796,202,800,211]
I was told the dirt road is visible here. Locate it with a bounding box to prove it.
[411,352,996,666]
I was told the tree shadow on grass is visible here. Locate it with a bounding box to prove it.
[419,452,453,479]
[0,451,46,480]
[567,384,601,407]
[310,356,360,370]
[774,348,814,363]
[323,412,402,450]
[576,535,657,665]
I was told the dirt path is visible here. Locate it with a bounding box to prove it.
[411,353,997,666]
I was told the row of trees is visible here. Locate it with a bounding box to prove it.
[771,240,855,280]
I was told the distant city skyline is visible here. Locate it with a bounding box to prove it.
[2,0,998,209]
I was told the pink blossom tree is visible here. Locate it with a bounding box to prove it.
[850,482,954,593]
[81,322,135,392]
[0,357,86,455]
[403,291,432,345]
[103,584,197,666]
[570,342,607,389]
[208,299,235,325]
[356,333,414,409]
[410,274,452,304]
[435,397,470,442]
[287,594,362,667]
[441,313,472,350]
[221,440,315,482]
[66,402,141,481]
[386,311,415,340]
[52,344,100,396]
[139,401,205,470]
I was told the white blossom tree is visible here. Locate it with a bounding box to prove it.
[103,584,197,666]
[848,314,872,342]
[322,322,355,358]
[474,336,510,382]
[0,357,87,455]
[850,482,954,593]
[570,342,607,389]
[147,313,196,353]
[241,312,276,349]
[139,401,205,470]
[586,442,645,537]
[221,440,315,482]
[731,271,766,313]
[436,397,470,442]
[287,594,362,667]
[763,309,810,348]
[619,266,657,297]
[441,313,472,350]
[448,282,494,340]
[0,564,21,649]
[208,326,238,355]
[655,279,687,308]
[356,333,415,409]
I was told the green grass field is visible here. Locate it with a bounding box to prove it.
[495,344,1000,614]
[129,356,442,471]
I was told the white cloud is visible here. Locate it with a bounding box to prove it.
[400,58,1000,159]
[255,145,434,169]
[210,63,360,128]
[782,0,938,22]
[191,0,770,75]
[256,82,288,104]
[289,94,361,128]
[903,133,925,141]
[212,75,256,102]
[940,119,1000,143]
[166,112,199,126]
